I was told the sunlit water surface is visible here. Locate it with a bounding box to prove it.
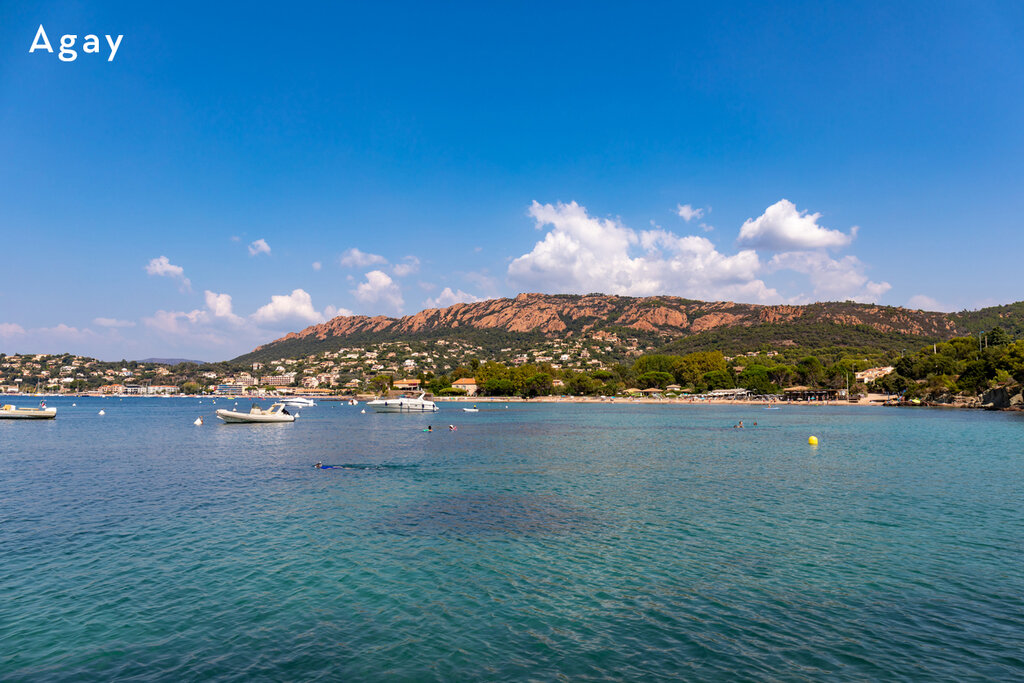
[2,398,1023,680]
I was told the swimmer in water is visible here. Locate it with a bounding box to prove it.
[448,424,457,431]
[735,420,744,428]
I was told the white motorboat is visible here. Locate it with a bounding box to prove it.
[462,406,479,413]
[280,397,316,408]
[0,404,57,420]
[348,399,358,406]
[216,402,296,423]
[366,392,439,413]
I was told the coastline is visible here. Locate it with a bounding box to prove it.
[4,392,1018,411]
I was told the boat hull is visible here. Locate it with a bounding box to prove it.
[0,407,57,420]
[366,400,438,413]
[215,409,295,423]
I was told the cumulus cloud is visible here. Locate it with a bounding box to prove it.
[93,318,135,328]
[738,199,856,251]
[353,270,404,312]
[908,294,943,311]
[676,203,705,222]
[392,256,420,277]
[0,322,26,337]
[204,291,244,324]
[41,323,95,337]
[323,305,354,319]
[248,239,271,256]
[143,309,209,335]
[145,256,191,291]
[251,289,325,326]
[312,261,322,271]
[508,201,779,303]
[767,251,891,303]
[424,287,483,309]
[340,247,387,268]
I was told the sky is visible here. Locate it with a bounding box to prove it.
[1,1,1023,361]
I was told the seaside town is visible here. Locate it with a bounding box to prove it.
[4,325,1022,407]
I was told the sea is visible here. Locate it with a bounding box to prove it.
[2,397,1022,681]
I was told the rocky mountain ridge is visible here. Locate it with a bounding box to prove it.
[236,293,985,363]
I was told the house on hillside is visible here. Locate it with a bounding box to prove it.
[452,377,478,396]
[855,366,895,383]
[393,378,421,391]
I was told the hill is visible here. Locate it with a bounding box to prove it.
[231,293,1019,364]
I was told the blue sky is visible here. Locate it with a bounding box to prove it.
[2,1,1023,360]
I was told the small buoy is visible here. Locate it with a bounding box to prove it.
[194,416,203,426]
[360,409,366,414]
[808,435,818,446]
[72,403,76,406]
[98,410,106,416]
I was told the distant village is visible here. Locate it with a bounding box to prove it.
[0,328,898,401]
[2,333,654,396]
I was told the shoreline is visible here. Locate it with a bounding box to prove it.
[4,392,1018,412]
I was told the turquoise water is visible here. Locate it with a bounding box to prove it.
[2,397,1023,680]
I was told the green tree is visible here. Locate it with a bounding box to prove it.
[674,351,727,386]
[986,326,1011,347]
[481,378,515,396]
[737,365,777,395]
[796,357,826,386]
[703,370,734,390]
[523,372,553,398]
[369,375,392,394]
[637,371,674,389]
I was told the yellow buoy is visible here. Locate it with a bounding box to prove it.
[808,435,818,446]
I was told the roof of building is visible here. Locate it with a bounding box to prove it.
[452,377,477,385]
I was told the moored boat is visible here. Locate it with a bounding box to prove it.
[280,397,316,408]
[366,392,439,413]
[216,402,296,423]
[0,404,57,419]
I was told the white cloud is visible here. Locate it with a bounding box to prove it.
[424,287,483,309]
[508,201,779,303]
[323,305,354,319]
[93,318,135,328]
[677,203,705,222]
[0,322,26,337]
[392,256,420,277]
[145,256,191,291]
[36,323,97,339]
[143,309,208,335]
[142,308,233,348]
[248,239,271,256]
[251,289,325,326]
[353,270,404,312]
[340,247,387,268]
[699,223,714,232]
[464,270,499,295]
[908,294,943,311]
[738,199,856,251]
[312,261,322,271]
[768,251,890,303]
[204,291,244,324]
